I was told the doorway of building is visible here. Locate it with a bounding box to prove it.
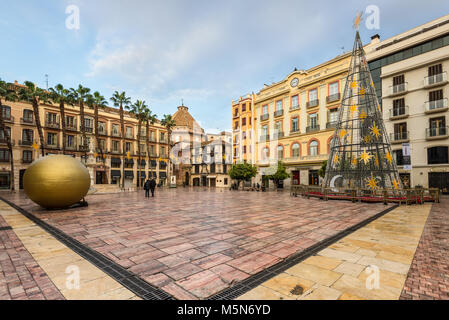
[262,175,269,189]
[96,171,106,184]
[193,178,200,186]
[19,169,26,189]
[429,172,449,194]
[185,172,189,186]
[399,173,411,189]
[201,175,207,187]
[0,173,10,189]
[292,170,300,185]
[209,178,216,187]
[309,170,319,185]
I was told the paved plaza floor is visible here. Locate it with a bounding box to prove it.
[0,188,447,300]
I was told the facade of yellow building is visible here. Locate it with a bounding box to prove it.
[0,82,169,190]
[232,94,255,164]
[233,53,352,188]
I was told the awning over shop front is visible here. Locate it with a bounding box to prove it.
[111,170,121,177]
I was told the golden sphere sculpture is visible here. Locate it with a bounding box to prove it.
[23,155,91,209]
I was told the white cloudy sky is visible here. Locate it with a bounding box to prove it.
[0,0,448,132]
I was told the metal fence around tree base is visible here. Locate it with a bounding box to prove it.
[290,185,440,205]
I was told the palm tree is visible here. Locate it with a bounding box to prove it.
[70,85,91,159]
[110,91,131,189]
[126,100,148,188]
[160,114,176,182]
[18,81,50,157]
[87,91,108,183]
[0,79,18,191]
[49,84,73,154]
[144,109,157,180]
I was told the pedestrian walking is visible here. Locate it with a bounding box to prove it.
[144,179,150,198]
[149,178,156,197]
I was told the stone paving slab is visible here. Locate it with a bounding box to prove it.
[400,197,449,300]
[1,188,392,300]
[237,203,432,300]
[0,199,138,300]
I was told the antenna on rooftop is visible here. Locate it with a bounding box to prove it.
[45,74,49,90]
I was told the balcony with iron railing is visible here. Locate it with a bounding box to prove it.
[424,98,448,114]
[19,140,33,146]
[306,125,320,133]
[290,104,299,111]
[260,114,269,122]
[306,100,319,108]
[85,126,94,133]
[111,131,121,137]
[66,122,78,131]
[22,158,33,164]
[389,106,409,120]
[47,142,60,149]
[388,82,408,97]
[390,131,409,143]
[20,117,34,125]
[45,121,60,129]
[65,144,77,151]
[424,72,447,88]
[273,110,283,118]
[2,116,14,123]
[426,126,449,140]
[326,122,337,129]
[272,132,284,140]
[111,149,121,154]
[97,126,107,136]
[326,93,341,104]
[0,138,15,146]
[159,138,168,144]
[233,112,240,119]
[259,134,270,142]
[290,127,300,135]
[125,132,134,139]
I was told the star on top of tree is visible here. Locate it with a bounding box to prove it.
[353,11,363,30]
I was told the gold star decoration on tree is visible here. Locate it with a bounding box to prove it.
[364,135,372,144]
[339,128,347,139]
[385,151,393,164]
[333,153,340,167]
[353,12,363,30]
[350,104,358,114]
[370,122,381,139]
[360,111,367,121]
[359,148,372,165]
[351,81,358,90]
[374,156,379,167]
[32,140,39,151]
[359,86,366,96]
[351,155,358,167]
[392,178,400,190]
[365,173,378,190]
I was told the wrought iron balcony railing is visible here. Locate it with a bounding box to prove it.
[424,98,448,114]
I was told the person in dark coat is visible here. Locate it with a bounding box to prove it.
[149,178,157,197]
[144,179,151,198]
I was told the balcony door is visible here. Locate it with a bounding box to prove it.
[393,98,405,116]
[394,123,407,140]
[428,64,442,77]
[429,117,446,136]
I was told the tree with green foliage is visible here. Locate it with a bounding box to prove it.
[267,161,290,188]
[318,160,327,178]
[229,162,258,188]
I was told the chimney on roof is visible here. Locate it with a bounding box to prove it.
[370,34,380,44]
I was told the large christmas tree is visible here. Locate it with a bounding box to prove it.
[324,21,402,192]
